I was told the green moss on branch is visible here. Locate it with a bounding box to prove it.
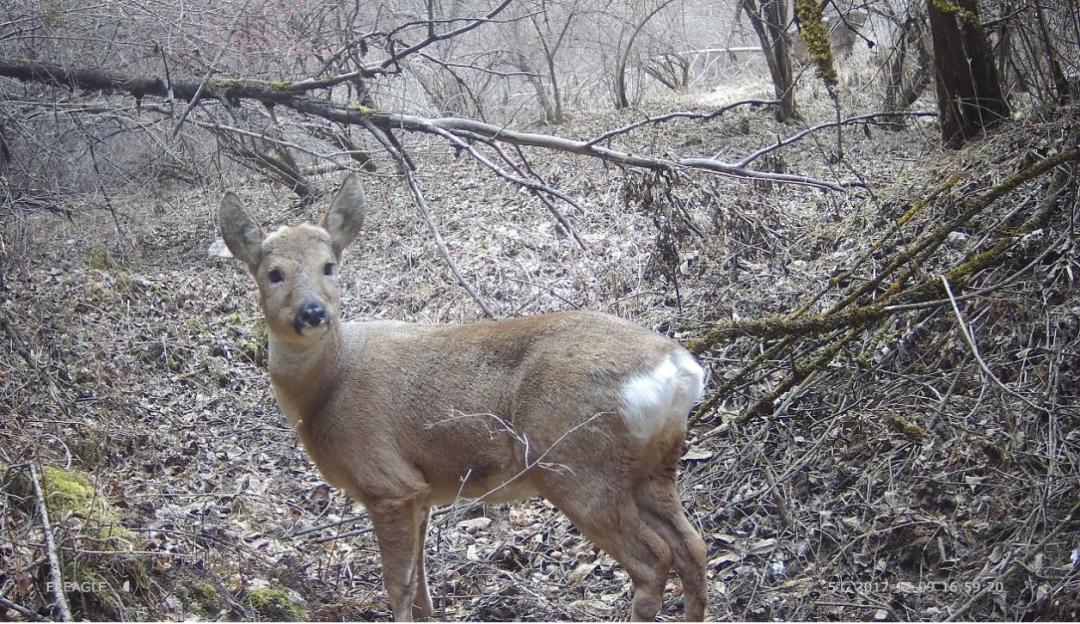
[794,0,837,87]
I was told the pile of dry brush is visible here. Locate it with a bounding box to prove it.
[681,108,1079,620]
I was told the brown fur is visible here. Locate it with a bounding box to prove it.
[220,175,708,621]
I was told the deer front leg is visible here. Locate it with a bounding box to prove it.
[370,498,428,622]
[412,508,434,620]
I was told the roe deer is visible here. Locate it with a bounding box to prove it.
[219,174,708,621]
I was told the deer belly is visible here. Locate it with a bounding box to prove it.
[426,467,540,506]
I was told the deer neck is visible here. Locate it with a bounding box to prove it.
[267,324,344,429]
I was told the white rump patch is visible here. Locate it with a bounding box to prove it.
[619,351,705,439]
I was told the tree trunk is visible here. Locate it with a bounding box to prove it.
[509,54,557,124]
[1033,0,1070,103]
[884,16,931,128]
[528,12,576,124]
[545,51,564,123]
[926,0,1009,148]
[742,0,798,122]
[614,0,683,110]
[614,60,630,109]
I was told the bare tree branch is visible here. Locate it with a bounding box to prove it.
[417,51,539,78]
[586,98,778,146]
[292,0,516,89]
[613,0,684,109]
[731,111,938,167]
[170,0,252,139]
[360,118,495,318]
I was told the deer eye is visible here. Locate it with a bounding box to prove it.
[323,262,335,276]
[268,268,284,284]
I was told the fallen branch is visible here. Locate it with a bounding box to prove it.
[169,0,252,139]
[0,597,50,622]
[0,59,852,191]
[29,464,72,622]
[687,146,1079,355]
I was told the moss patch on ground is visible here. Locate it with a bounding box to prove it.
[247,587,307,621]
[172,572,231,619]
[7,464,111,521]
[4,463,151,619]
[40,465,110,518]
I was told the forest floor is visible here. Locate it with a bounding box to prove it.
[2,73,1079,622]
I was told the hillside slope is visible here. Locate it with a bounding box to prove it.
[2,97,1077,621]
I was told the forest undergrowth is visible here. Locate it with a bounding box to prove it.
[1,89,1078,621]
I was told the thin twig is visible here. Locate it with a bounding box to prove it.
[169,0,252,138]
[287,514,361,539]
[360,119,495,318]
[763,465,793,527]
[426,124,586,248]
[416,52,538,78]
[483,139,586,249]
[944,499,1080,621]
[72,114,127,256]
[311,507,454,544]
[940,276,1049,414]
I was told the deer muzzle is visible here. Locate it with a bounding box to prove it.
[295,299,330,335]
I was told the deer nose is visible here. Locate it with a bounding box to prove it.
[298,301,329,328]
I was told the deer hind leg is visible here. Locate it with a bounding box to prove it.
[540,482,673,621]
[636,478,708,621]
[369,499,430,622]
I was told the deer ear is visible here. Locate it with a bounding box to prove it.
[320,174,366,257]
[219,191,264,270]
